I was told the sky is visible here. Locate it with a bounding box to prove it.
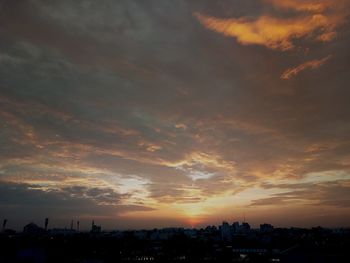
[1,0,350,230]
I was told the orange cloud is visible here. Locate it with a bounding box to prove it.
[266,0,350,13]
[195,12,341,51]
[281,55,332,79]
[266,0,330,12]
[317,31,337,42]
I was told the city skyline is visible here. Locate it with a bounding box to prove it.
[1,0,350,230]
[1,217,335,233]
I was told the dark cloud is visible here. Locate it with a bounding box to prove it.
[250,181,350,207]
[0,181,154,229]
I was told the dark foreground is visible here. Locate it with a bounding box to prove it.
[1,227,350,263]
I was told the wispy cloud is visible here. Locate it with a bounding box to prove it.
[281,55,332,79]
[250,180,350,208]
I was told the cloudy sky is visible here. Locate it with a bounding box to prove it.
[1,0,350,230]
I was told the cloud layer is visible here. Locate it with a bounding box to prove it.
[0,0,350,229]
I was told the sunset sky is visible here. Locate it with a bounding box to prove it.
[1,0,350,230]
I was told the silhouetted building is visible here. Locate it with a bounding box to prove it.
[1,220,349,262]
[45,218,49,231]
[49,228,76,236]
[232,221,240,234]
[184,228,197,238]
[260,223,274,233]
[23,223,45,235]
[240,222,251,233]
[220,221,232,240]
[91,220,101,233]
[2,219,7,232]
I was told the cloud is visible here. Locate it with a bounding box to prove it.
[194,0,349,51]
[61,185,129,205]
[266,0,350,13]
[281,55,332,79]
[0,181,154,228]
[266,0,330,12]
[194,0,346,51]
[1,0,350,228]
[147,182,204,204]
[194,12,341,51]
[251,178,350,207]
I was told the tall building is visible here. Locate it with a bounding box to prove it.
[240,222,251,233]
[45,218,49,231]
[220,221,232,240]
[231,221,240,234]
[2,219,7,232]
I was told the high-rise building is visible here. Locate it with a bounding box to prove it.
[231,221,240,234]
[45,218,49,231]
[240,222,251,233]
[2,219,7,231]
[220,221,232,240]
